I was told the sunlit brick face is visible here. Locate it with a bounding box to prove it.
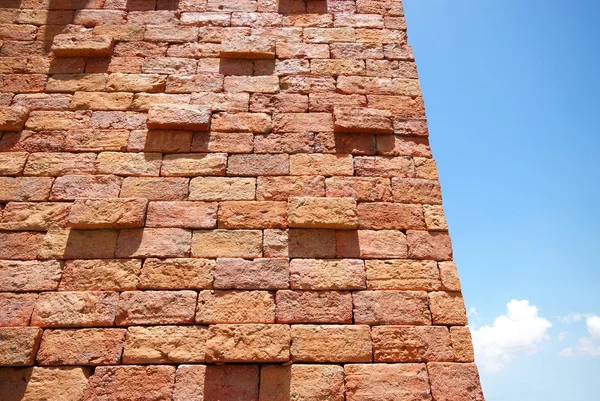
[0,0,484,399]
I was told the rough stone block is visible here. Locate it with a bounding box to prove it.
[192,230,262,258]
[0,202,71,231]
[205,324,290,363]
[139,258,214,290]
[334,107,393,134]
[218,201,287,229]
[407,230,453,261]
[214,258,289,290]
[336,230,407,259]
[116,228,192,258]
[325,177,392,202]
[428,291,468,326]
[0,327,42,366]
[260,364,345,401]
[147,104,211,130]
[116,290,197,325]
[196,290,275,324]
[276,290,353,324]
[256,176,325,201]
[67,198,148,229]
[30,292,118,328]
[221,36,275,59]
[189,177,256,201]
[0,260,62,292]
[290,259,366,290]
[83,366,176,401]
[146,201,217,229]
[365,259,441,291]
[122,326,208,363]
[357,202,425,230]
[0,106,28,131]
[290,154,353,176]
[450,326,475,363]
[0,177,54,202]
[174,365,259,401]
[290,325,372,363]
[372,326,453,362]
[0,293,38,327]
[427,363,485,401]
[353,290,431,325]
[51,33,114,57]
[58,259,141,291]
[288,197,358,229]
[0,231,45,260]
[39,229,118,260]
[344,364,431,401]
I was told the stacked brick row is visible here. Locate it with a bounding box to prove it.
[0,0,485,400]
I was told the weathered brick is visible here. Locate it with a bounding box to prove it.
[248,93,308,114]
[142,57,198,74]
[67,199,148,229]
[129,130,192,153]
[290,259,366,290]
[0,260,62,292]
[353,290,431,325]
[189,177,256,200]
[46,74,106,93]
[0,327,41,366]
[224,76,279,93]
[428,291,468,326]
[392,177,442,204]
[212,112,272,133]
[174,365,259,401]
[427,363,484,401]
[0,202,70,231]
[0,106,28,131]
[93,24,145,41]
[59,259,141,291]
[376,135,431,158]
[325,177,392,201]
[31,292,118,328]
[260,364,345,401]
[191,92,250,112]
[334,106,392,134]
[0,73,47,93]
[288,229,337,258]
[146,201,217,229]
[161,153,227,177]
[0,293,38,327]
[181,11,232,26]
[22,152,95,177]
[120,177,189,201]
[146,104,211,131]
[288,196,358,229]
[83,366,176,401]
[344,364,431,401]
[354,155,414,177]
[372,326,453,362]
[39,229,118,260]
[217,201,286,229]
[196,290,275,324]
[423,204,448,231]
[256,176,325,201]
[0,152,28,176]
[290,154,353,176]
[95,152,162,177]
[11,94,73,111]
[304,27,355,43]
[254,132,314,153]
[276,42,330,59]
[116,290,197,325]
[106,73,166,92]
[116,228,192,258]
[191,131,254,153]
[221,36,275,58]
[263,229,288,258]
[192,230,262,258]
[272,112,333,132]
[123,325,208,363]
[369,95,425,117]
[438,261,462,292]
[131,93,191,111]
[36,328,126,366]
[291,325,372,362]
[451,326,475,363]
[0,231,45,260]
[50,175,122,201]
[336,230,407,258]
[276,290,352,323]
[140,258,214,290]
[407,230,452,261]
[357,202,425,230]
[51,33,114,57]
[280,76,336,94]
[214,258,289,289]
[309,93,367,112]
[365,259,441,291]
[145,25,198,42]
[70,92,133,111]
[206,324,290,363]
[8,367,92,401]
[227,153,289,176]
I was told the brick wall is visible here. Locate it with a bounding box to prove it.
[0,0,485,399]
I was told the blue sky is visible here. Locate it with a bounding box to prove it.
[403,0,600,399]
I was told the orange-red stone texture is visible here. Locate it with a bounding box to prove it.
[0,0,485,399]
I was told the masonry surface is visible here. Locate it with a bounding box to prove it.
[0,0,485,400]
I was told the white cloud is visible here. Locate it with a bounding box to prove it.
[471,300,552,373]
[576,315,600,357]
[558,331,567,341]
[469,307,481,323]
[559,347,574,357]
[558,312,592,324]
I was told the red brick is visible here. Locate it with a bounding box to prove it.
[304,27,355,43]
[95,152,162,176]
[354,155,414,177]
[288,196,358,229]
[344,364,431,401]
[192,131,254,153]
[206,324,290,363]
[384,43,414,60]
[8,367,92,401]
[221,36,275,59]
[357,202,425,230]
[191,92,250,112]
[0,231,45,260]
[83,366,176,401]
[438,261,462,292]
[254,132,314,153]
[290,154,353,176]
[146,201,217,229]
[192,230,262,258]
[218,201,287,229]
[0,260,62,292]
[280,76,336,94]
[67,199,148,229]
[260,365,345,401]
[94,24,145,41]
[122,326,208,363]
[196,290,275,324]
[106,73,166,92]
[368,95,425,117]
[287,228,336,258]
[356,28,406,44]
[120,177,189,201]
[147,104,211,131]
[36,328,126,366]
[181,11,232,26]
[334,106,393,134]
[140,258,214,290]
[72,10,127,26]
[428,291,468,325]
[0,293,38,327]
[256,176,325,201]
[276,290,352,323]
[142,57,198,74]
[11,94,73,111]
[336,230,407,259]
[377,135,431,157]
[0,327,41,366]
[0,74,46,93]
[224,76,279,94]
[451,326,475,363]
[392,177,442,204]
[50,175,122,201]
[365,259,441,291]
[70,92,133,111]
[129,130,192,153]
[174,365,259,401]
[290,258,366,290]
[311,59,365,76]
[330,42,384,59]
[309,93,367,112]
[227,154,289,176]
[276,42,330,59]
[116,228,192,258]
[272,112,333,132]
[353,290,431,325]
[0,202,70,231]
[427,363,484,401]
[214,258,289,290]
[51,33,114,57]
[39,229,118,260]
[23,152,95,176]
[58,259,141,291]
[90,111,148,130]
[212,112,272,133]
[145,25,198,42]
[166,74,224,93]
[372,326,453,362]
[161,153,227,177]
[0,106,28,131]
[46,74,106,93]
[424,204,448,231]
[116,290,197,325]
[290,325,372,362]
[325,177,392,201]
[407,230,453,261]
[31,292,119,328]
[189,177,256,200]
[131,93,190,111]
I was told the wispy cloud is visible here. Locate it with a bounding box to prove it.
[576,315,600,357]
[471,300,552,373]
[559,347,574,357]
